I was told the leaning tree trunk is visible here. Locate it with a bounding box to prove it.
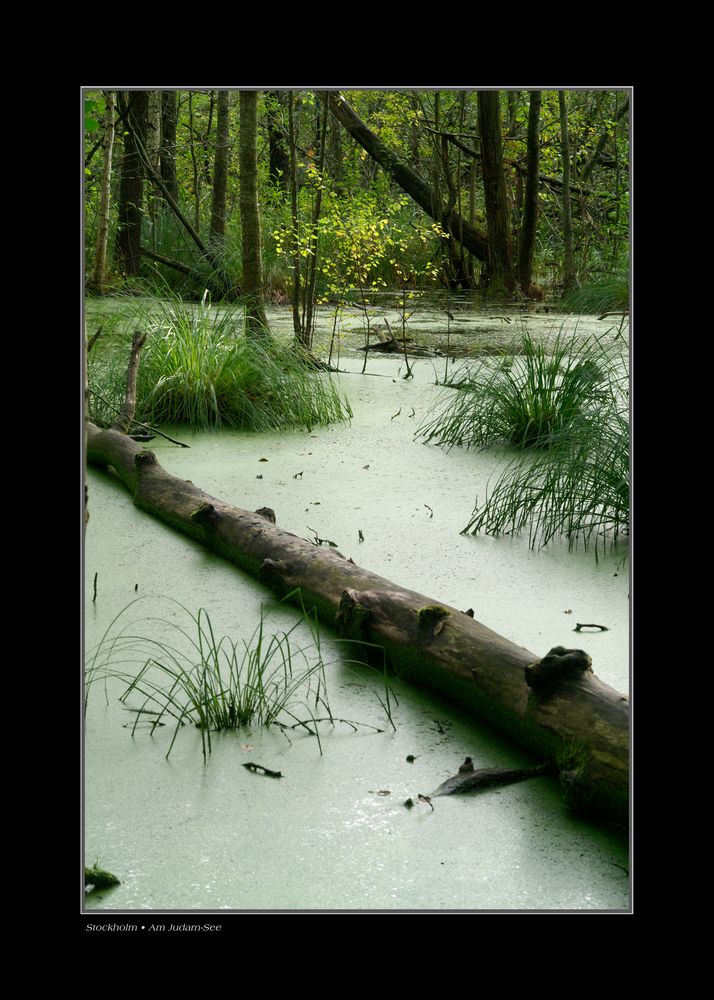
[86,410,628,827]
[321,92,489,262]
[239,90,270,338]
[115,91,149,277]
[518,90,542,297]
[210,90,231,242]
[478,91,515,295]
[89,91,115,293]
[559,90,577,294]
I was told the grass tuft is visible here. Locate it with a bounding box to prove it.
[417,322,629,556]
[85,594,389,758]
[87,291,351,432]
[562,274,629,315]
[463,408,629,556]
[418,325,611,451]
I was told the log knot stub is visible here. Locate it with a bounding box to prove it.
[525,646,593,697]
[254,506,276,524]
[191,502,220,528]
[335,589,372,640]
[135,450,158,469]
[259,558,292,593]
[416,605,452,638]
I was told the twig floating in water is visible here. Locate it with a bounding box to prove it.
[574,623,609,632]
[92,572,98,603]
[306,526,338,548]
[286,716,384,734]
[242,762,283,778]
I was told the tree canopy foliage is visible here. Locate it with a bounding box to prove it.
[84,88,629,311]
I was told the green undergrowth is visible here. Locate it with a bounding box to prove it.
[84,593,394,759]
[87,292,351,432]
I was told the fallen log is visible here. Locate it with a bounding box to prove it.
[86,421,628,826]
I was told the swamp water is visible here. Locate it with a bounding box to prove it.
[83,322,630,913]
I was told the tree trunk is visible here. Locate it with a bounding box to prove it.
[300,93,329,350]
[518,90,542,296]
[145,91,162,250]
[478,91,515,294]
[321,92,489,261]
[121,103,234,296]
[288,92,303,340]
[559,90,577,293]
[266,91,290,190]
[210,90,231,241]
[507,90,520,135]
[115,91,148,277]
[86,421,628,826]
[239,90,270,337]
[328,113,343,191]
[90,91,115,293]
[201,92,216,188]
[124,113,237,299]
[188,92,201,233]
[160,91,179,203]
[580,96,629,185]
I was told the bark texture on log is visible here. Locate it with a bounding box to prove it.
[86,424,628,825]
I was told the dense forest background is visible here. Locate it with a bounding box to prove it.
[83,89,629,335]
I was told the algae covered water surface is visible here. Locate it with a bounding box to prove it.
[83,344,629,913]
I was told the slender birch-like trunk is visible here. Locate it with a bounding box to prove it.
[559,90,577,293]
[239,91,270,337]
[91,91,115,292]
